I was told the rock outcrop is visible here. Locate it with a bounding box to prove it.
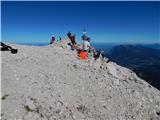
[1,40,160,120]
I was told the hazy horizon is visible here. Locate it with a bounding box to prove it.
[7,41,160,45]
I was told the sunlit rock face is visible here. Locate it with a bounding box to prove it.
[1,41,160,120]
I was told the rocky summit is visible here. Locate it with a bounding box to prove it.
[1,39,160,120]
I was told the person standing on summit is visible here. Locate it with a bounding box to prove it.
[71,35,77,46]
[67,32,77,50]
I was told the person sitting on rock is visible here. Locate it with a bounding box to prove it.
[82,37,91,52]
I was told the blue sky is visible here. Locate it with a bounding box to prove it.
[1,1,160,44]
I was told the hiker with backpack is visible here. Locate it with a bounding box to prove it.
[70,35,77,49]
[67,32,77,50]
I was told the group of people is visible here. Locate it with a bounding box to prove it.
[67,31,91,51]
[50,36,62,44]
[67,31,109,62]
[49,31,109,62]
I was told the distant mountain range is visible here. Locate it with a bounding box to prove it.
[144,43,160,50]
[107,44,160,90]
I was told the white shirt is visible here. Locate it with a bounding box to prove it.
[83,41,90,51]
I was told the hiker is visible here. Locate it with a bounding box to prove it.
[71,35,77,46]
[50,36,55,44]
[1,42,18,54]
[82,37,91,52]
[67,32,77,50]
[78,38,91,60]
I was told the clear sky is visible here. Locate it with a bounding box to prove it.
[1,1,160,44]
